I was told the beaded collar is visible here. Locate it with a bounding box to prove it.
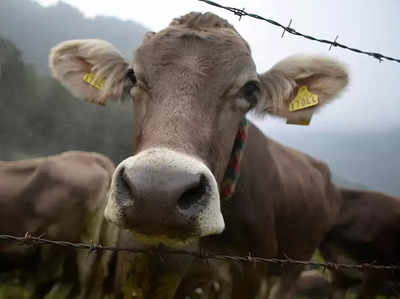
[220,118,249,199]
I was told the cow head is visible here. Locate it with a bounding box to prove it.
[49,12,348,246]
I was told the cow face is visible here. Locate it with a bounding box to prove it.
[49,12,348,246]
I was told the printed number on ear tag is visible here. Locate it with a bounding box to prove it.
[83,73,105,89]
[289,86,318,112]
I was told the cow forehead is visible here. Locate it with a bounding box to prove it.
[133,26,254,86]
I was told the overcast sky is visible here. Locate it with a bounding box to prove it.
[34,0,399,134]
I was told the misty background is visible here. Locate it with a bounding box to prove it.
[0,0,399,195]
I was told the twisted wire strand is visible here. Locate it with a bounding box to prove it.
[198,0,400,64]
[1,233,399,272]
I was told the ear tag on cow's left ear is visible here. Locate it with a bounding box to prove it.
[83,72,105,89]
[289,86,319,112]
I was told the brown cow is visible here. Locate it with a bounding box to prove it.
[0,151,117,298]
[49,12,348,299]
[320,189,400,299]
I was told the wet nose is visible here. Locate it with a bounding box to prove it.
[118,165,210,213]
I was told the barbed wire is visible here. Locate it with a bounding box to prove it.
[197,0,400,64]
[1,233,400,273]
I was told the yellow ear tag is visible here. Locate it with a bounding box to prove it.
[82,72,105,89]
[289,86,319,112]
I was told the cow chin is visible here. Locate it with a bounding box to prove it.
[129,230,197,248]
[104,147,225,246]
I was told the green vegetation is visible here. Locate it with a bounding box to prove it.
[0,36,134,164]
[0,0,148,163]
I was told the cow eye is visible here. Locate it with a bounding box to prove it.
[126,68,137,85]
[241,81,260,108]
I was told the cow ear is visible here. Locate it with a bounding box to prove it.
[49,39,132,105]
[257,55,348,118]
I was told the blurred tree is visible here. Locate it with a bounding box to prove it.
[0,37,134,163]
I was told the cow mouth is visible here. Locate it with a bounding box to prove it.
[129,229,197,248]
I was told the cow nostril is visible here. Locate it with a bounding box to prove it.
[177,174,208,210]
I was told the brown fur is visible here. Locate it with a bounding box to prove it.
[170,12,237,31]
[0,151,117,298]
[0,151,113,238]
[184,123,341,299]
[49,12,348,299]
[320,189,400,299]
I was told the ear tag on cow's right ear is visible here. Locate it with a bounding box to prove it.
[289,86,319,112]
[83,72,105,89]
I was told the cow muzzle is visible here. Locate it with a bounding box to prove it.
[105,147,225,246]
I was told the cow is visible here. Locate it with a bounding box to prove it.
[0,151,118,299]
[49,12,348,299]
[320,188,400,299]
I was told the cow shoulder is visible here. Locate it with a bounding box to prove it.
[55,151,114,199]
[337,189,400,248]
[241,122,338,210]
[0,151,114,238]
[253,129,332,199]
[242,123,340,257]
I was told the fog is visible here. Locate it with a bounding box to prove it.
[1,0,399,195]
[35,0,400,132]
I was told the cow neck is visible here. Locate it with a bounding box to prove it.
[221,118,249,200]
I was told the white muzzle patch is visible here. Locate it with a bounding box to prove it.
[104,147,225,242]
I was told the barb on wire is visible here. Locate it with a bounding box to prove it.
[329,35,339,51]
[197,0,400,64]
[1,233,400,273]
[281,18,292,38]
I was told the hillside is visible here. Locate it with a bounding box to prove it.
[0,0,398,197]
[0,0,149,163]
[267,128,400,196]
[0,0,148,74]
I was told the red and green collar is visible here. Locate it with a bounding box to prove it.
[221,118,249,199]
